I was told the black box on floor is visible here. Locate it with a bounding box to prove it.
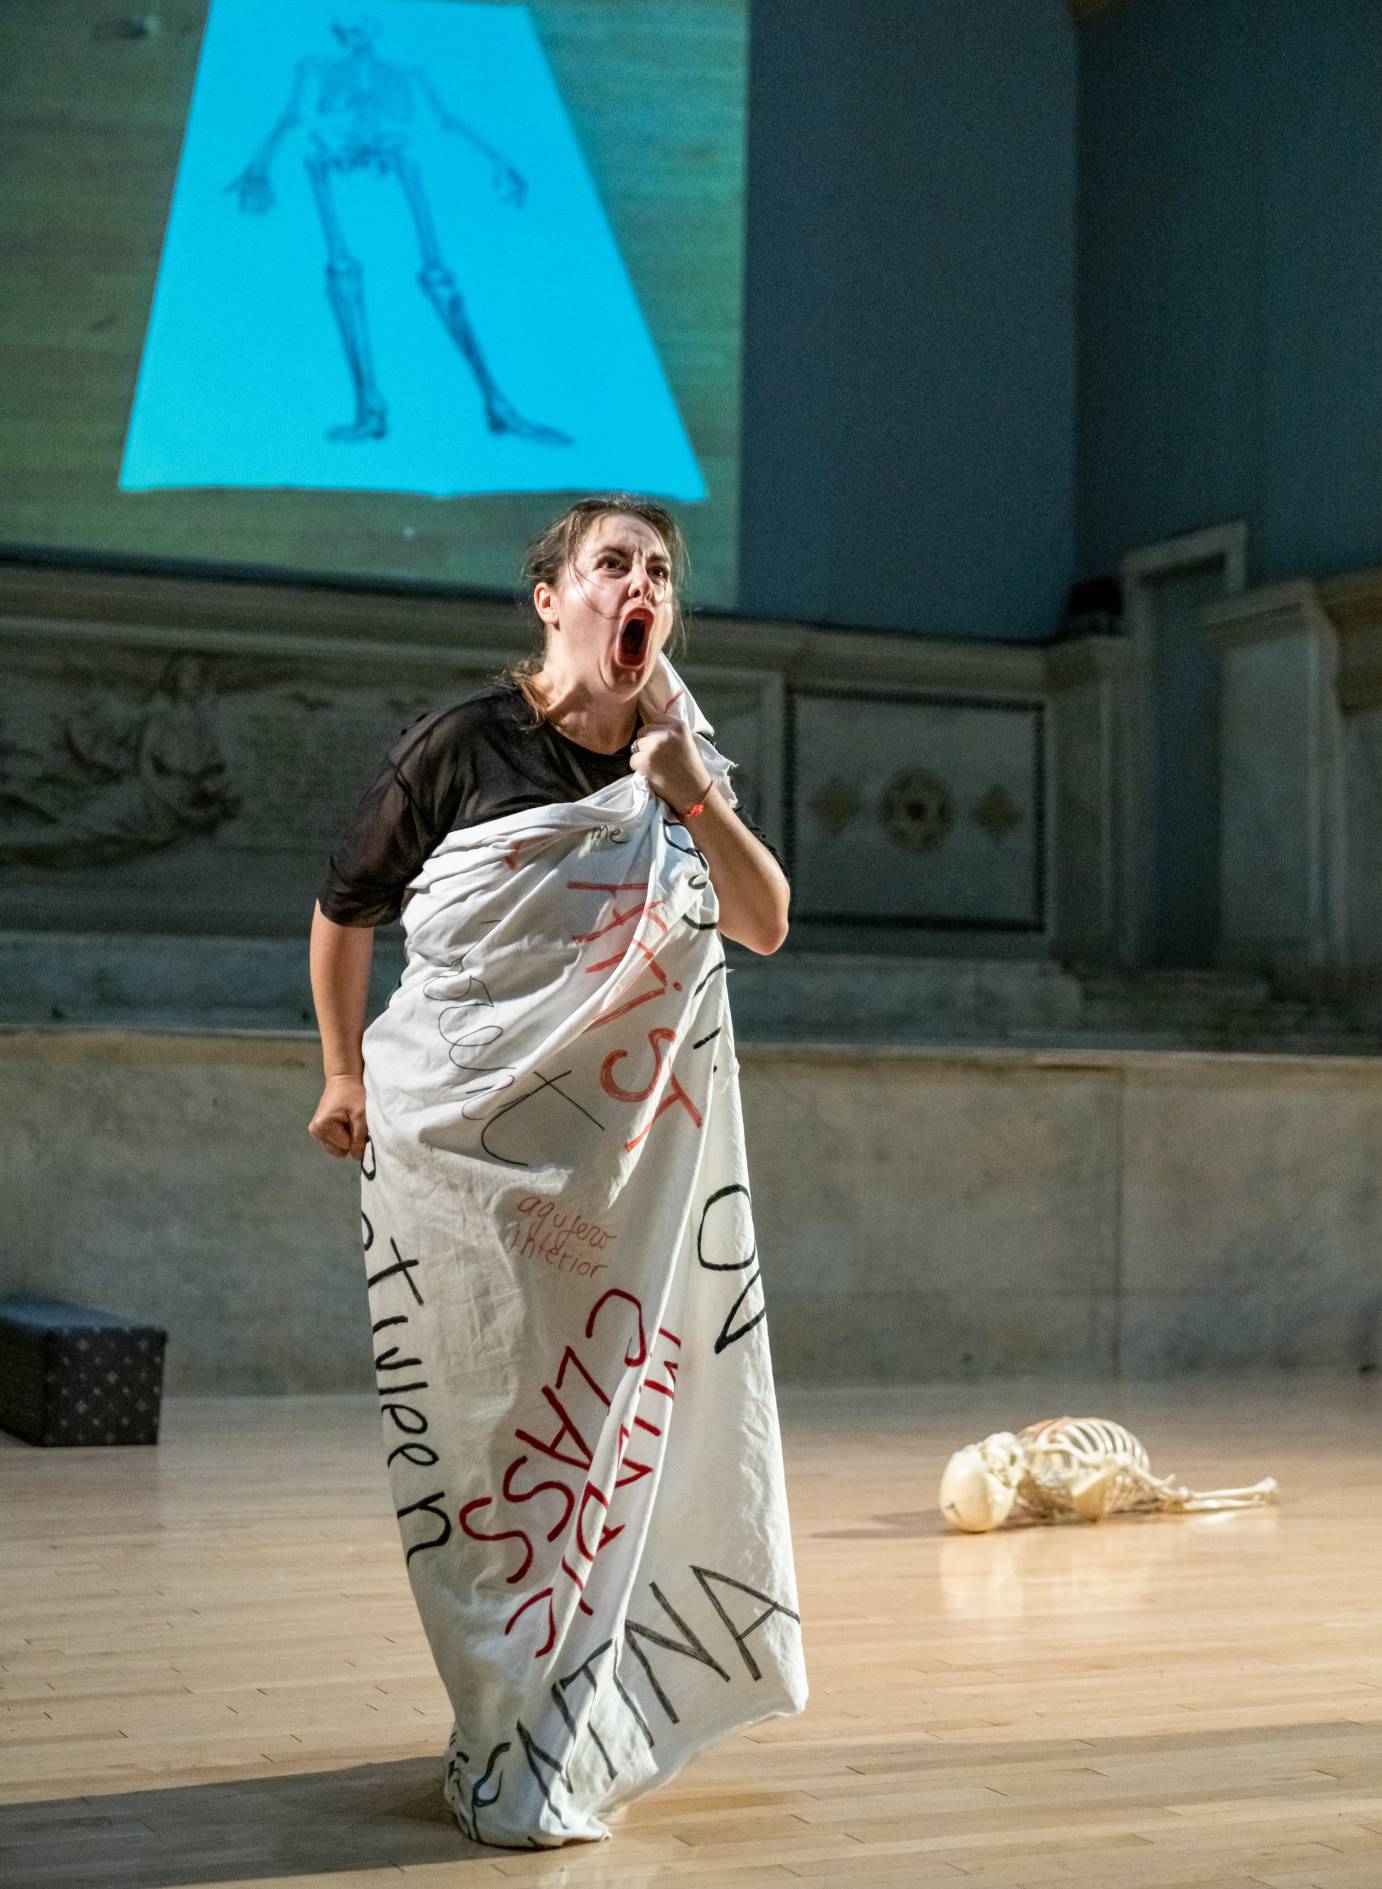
[0,1297,167,1446]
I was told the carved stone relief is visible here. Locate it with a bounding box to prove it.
[0,655,238,868]
[791,689,1044,929]
[0,625,781,937]
[878,769,955,854]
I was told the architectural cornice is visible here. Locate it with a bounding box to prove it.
[0,557,1050,698]
[1201,580,1335,654]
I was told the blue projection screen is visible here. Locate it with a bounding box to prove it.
[0,0,745,603]
[122,0,705,504]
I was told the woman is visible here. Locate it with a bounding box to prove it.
[307,494,807,1848]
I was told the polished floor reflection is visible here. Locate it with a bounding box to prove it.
[3,1373,1382,1887]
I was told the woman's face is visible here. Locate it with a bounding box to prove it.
[535,512,676,702]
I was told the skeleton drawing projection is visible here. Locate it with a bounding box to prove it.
[120,0,712,513]
[939,1416,1279,1533]
[228,15,569,447]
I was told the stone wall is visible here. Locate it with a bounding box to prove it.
[5,1026,1379,1391]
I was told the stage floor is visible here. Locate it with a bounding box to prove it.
[4,1374,1382,1889]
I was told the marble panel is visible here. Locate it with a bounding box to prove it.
[739,1058,1120,1296]
[1217,633,1319,960]
[1051,688,1113,961]
[1116,1292,1278,1377]
[1117,1286,1382,1375]
[0,1031,366,1392]
[1045,638,1131,967]
[765,1289,1111,1382]
[1117,1072,1382,1337]
[789,690,1044,930]
[1263,1291,1382,1369]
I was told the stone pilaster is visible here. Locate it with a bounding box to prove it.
[1044,633,1135,966]
[1202,581,1345,993]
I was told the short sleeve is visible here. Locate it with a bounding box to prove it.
[316,708,469,928]
[731,806,788,881]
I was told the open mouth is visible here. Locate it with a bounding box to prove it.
[616,608,654,670]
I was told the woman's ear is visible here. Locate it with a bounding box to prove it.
[533,581,559,632]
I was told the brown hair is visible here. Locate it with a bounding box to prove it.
[504,493,689,720]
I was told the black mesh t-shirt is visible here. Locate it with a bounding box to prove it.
[317,679,781,928]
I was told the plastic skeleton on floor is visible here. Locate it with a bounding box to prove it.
[939,1416,1279,1532]
[228,16,569,447]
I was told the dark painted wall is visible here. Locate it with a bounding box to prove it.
[738,0,1078,640]
[1077,0,1382,585]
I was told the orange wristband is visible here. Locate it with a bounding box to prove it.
[680,790,711,820]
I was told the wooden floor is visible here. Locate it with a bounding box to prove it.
[4,1375,1382,1889]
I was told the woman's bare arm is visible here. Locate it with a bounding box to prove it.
[631,715,789,954]
[679,789,789,955]
[307,900,375,1159]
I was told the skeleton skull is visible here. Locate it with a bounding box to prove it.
[938,1432,1023,1532]
[331,16,382,50]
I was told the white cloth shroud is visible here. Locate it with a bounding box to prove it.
[359,661,808,1847]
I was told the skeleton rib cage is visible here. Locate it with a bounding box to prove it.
[1015,1415,1279,1521]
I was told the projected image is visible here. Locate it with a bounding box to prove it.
[228,16,569,451]
[121,0,707,503]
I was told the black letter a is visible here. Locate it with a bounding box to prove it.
[690,1565,800,1682]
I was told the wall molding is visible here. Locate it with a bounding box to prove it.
[0,559,1049,696]
[0,559,1060,953]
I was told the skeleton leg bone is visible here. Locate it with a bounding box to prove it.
[305,148,387,441]
[393,155,570,446]
[1129,1469,1282,1513]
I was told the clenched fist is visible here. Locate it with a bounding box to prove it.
[309,1073,369,1161]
